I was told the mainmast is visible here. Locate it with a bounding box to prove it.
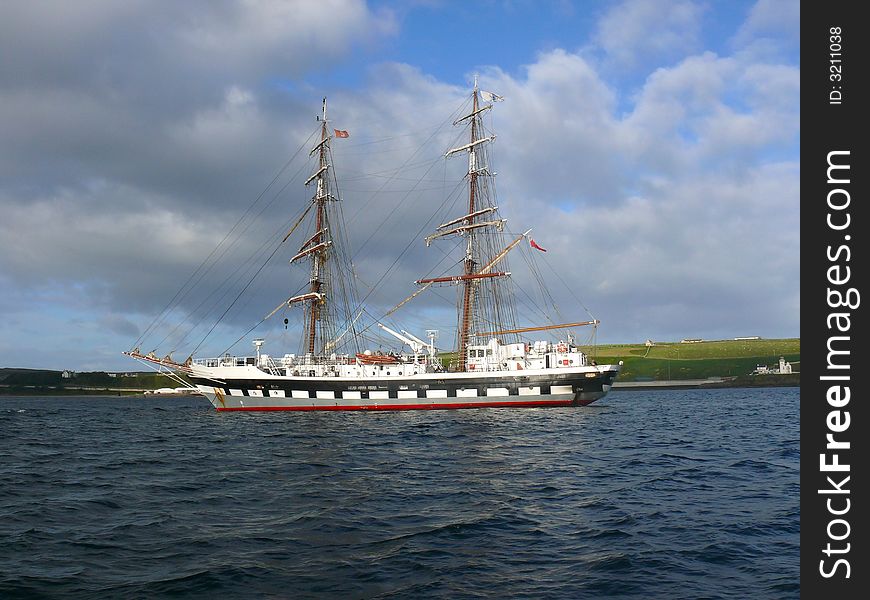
[457,83,480,370]
[422,79,516,371]
[303,98,332,354]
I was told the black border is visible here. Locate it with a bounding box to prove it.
[802,2,867,595]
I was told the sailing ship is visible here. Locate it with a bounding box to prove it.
[126,82,622,411]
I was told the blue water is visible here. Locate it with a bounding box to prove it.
[0,388,799,598]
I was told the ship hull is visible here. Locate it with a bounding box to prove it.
[191,367,620,411]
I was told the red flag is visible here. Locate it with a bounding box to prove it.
[530,238,547,252]
[334,129,349,138]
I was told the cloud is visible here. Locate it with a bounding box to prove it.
[0,1,396,204]
[0,1,798,369]
[622,51,799,169]
[733,0,800,50]
[101,314,141,338]
[176,0,397,76]
[0,1,395,87]
[592,0,705,70]
[478,51,622,205]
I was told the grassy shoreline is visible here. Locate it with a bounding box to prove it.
[583,337,799,382]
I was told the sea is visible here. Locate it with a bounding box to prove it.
[0,387,799,599]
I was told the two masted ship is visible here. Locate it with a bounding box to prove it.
[127,82,621,411]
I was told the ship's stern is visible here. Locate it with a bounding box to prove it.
[573,362,622,406]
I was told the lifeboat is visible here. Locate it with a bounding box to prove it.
[356,352,400,365]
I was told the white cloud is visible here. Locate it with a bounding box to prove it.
[476,51,622,206]
[620,51,799,170]
[733,0,800,47]
[593,0,705,70]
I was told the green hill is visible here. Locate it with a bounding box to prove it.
[0,368,189,395]
[439,338,799,383]
[581,338,799,381]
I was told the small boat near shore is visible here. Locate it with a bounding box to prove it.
[144,387,203,396]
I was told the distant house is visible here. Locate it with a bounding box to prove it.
[61,370,76,379]
[680,338,703,344]
[752,357,793,375]
[645,339,656,347]
[734,336,761,341]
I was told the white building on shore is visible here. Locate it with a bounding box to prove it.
[752,357,793,375]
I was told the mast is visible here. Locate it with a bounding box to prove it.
[275,96,359,357]
[457,81,480,370]
[305,98,331,354]
[422,78,517,371]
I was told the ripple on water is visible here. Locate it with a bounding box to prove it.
[0,389,799,598]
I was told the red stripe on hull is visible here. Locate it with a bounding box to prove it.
[215,399,577,412]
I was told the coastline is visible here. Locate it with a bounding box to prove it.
[612,373,800,391]
[0,387,171,396]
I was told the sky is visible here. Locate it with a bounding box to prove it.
[0,0,800,371]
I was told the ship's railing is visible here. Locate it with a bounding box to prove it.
[193,353,440,369]
[191,354,342,368]
[193,355,256,368]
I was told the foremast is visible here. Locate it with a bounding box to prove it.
[419,80,518,371]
